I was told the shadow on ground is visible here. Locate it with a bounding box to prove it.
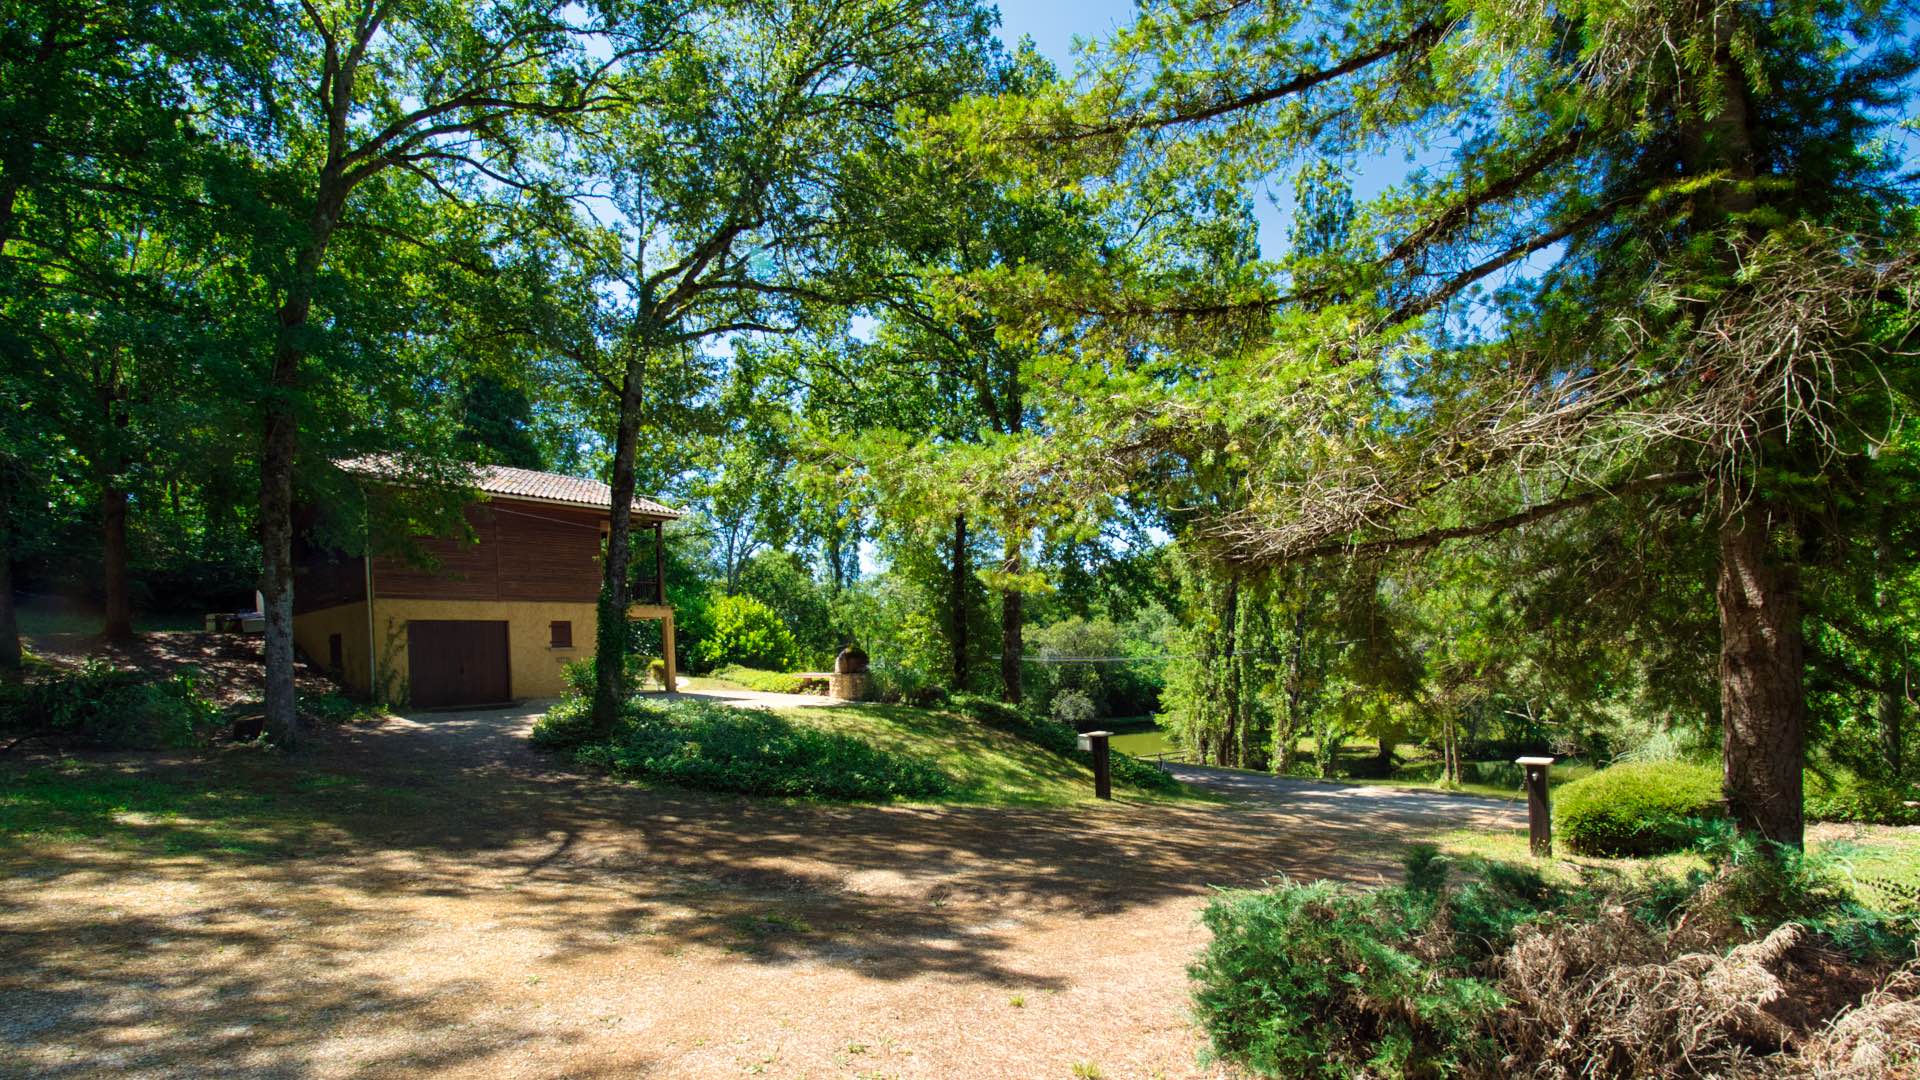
[1,701,1517,1078]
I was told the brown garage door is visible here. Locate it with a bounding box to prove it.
[407,620,511,708]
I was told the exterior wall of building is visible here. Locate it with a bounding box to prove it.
[370,502,617,605]
[291,601,373,696]
[369,597,599,702]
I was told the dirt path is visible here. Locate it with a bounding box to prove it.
[1164,763,1526,829]
[2,707,1521,1080]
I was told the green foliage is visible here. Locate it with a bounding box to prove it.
[3,661,223,749]
[299,692,380,726]
[454,375,546,471]
[1654,823,1920,960]
[693,595,801,674]
[562,657,598,697]
[734,552,838,669]
[1026,614,1167,720]
[564,697,954,802]
[560,652,654,699]
[713,665,815,695]
[1555,762,1725,856]
[528,693,600,750]
[1190,849,1529,1079]
[1805,768,1920,827]
[867,660,949,707]
[1050,688,1096,728]
[1192,839,1918,1079]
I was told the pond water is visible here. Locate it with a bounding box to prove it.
[1106,721,1175,757]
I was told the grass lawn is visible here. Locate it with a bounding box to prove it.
[781,702,1202,806]
[18,610,209,636]
[1413,821,1920,910]
[704,666,823,694]
[0,755,437,857]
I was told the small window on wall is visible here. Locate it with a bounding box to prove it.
[327,633,344,673]
[550,620,573,648]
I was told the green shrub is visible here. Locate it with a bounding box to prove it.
[1805,769,1920,826]
[561,652,659,696]
[562,656,598,696]
[4,661,223,749]
[569,696,954,801]
[1554,761,1723,856]
[1193,844,1919,1079]
[1191,848,1533,1078]
[529,694,602,749]
[1051,688,1096,728]
[869,663,946,706]
[300,692,380,726]
[713,665,809,694]
[693,595,799,672]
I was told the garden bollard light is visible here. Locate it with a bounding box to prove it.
[1516,756,1554,856]
[1078,730,1113,800]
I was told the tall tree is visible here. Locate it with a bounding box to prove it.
[223,0,642,746]
[557,0,1003,729]
[0,0,269,641]
[948,0,1920,846]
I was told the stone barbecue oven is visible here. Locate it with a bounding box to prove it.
[829,646,870,700]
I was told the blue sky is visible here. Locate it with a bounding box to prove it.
[992,0,1136,68]
[992,1,1298,259]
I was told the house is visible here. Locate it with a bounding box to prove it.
[292,461,682,707]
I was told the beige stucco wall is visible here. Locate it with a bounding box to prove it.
[291,602,373,696]
[368,597,601,703]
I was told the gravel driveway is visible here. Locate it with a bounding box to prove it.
[2,706,1521,1079]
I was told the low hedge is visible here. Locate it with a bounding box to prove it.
[712,665,821,695]
[1554,761,1724,856]
[1,660,224,750]
[538,695,954,802]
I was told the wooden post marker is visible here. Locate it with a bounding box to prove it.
[1079,731,1113,800]
[1516,756,1555,856]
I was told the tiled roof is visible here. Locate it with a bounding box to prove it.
[340,457,683,518]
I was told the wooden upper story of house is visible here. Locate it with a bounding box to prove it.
[295,461,683,613]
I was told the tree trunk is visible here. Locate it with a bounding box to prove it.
[594,347,647,730]
[826,528,846,595]
[999,536,1023,705]
[260,184,346,747]
[259,390,299,745]
[1873,529,1906,777]
[1276,602,1308,773]
[1220,574,1241,767]
[1716,499,1807,847]
[950,513,968,690]
[1876,678,1904,779]
[101,481,131,639]
[96,357,133,640]
[0,470,18,672]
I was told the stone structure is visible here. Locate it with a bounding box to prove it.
[828,646,871,701]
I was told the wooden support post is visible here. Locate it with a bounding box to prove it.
[1079,730,1113,800]
[661,611,677,693]
[653,521,665,605]
[1517,755,1554,856]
